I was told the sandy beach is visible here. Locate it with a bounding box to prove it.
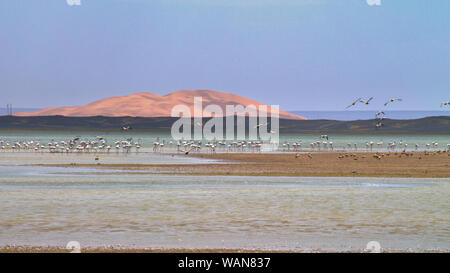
[33,151,450,178]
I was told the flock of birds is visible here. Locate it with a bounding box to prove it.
[346,97,404,128]
[0,136,270,154]
[0,136,142,154]
[280,137,450,153]
[345,97,449,128]
[1,135,449,154]
[169,140,265,154]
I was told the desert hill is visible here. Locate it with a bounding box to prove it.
[15,90,305,120]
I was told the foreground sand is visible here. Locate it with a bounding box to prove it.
[1,246,446,253]
[0,246,279,253]
[36,151,450,178]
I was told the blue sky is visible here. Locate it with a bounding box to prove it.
[0,0,449,110]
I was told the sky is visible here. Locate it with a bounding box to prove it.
[0,0,449,111]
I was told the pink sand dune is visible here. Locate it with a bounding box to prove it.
[15,90,305,120]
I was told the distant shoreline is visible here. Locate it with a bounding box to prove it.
[3,109,449,121]
[289,110,450,121]
[0,115,449,134]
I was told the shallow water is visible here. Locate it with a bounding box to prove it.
[0,162,448,252]
[0,151,220,166]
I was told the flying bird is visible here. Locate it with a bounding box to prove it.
[346,98,363,109]
[375,111,385,117]
[375,111,386,121]
[440,102,449,107]
[375,122,384,128]
[255,122,268,129]
[362,97,374,105]
[384,98,402,106]
[122,126,132,131]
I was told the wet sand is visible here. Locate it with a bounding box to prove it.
[35,151,450,178]
[188,151,450,177]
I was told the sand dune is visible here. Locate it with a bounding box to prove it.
[15,90,305,120]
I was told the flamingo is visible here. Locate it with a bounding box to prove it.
[346,98,363,109]
[255,122,268,129]
[362,97,374,105]
[375,111,385,118]
[376,142,383,149]
[375,121,384,128]
[384,98,402,106]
